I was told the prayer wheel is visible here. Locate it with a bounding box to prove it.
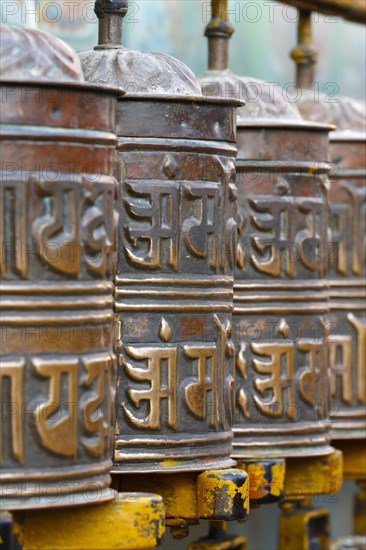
[81,0,242,474]
[199,4,334,461]
[0,24,120,509]
[233,112,333,459]
[296,94,366,441]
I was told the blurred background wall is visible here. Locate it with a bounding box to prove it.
[1,1,364,548]
[1,0,365,100]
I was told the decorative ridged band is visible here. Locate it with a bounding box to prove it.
[115,275,234,312]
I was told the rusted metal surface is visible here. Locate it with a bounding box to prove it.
[0,25,120,509]
[298,95,366,441]
[81,0,242,474]
[200,0,334,460]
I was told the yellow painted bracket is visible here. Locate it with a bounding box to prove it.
[284,450,343,499]
[188,520,246,550]
[279,501,330,550]
[332,441,366,537]
[11,492,165,550]
[120,468,249,523]
[238,459,286,505]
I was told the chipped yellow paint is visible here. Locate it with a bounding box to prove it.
[307,165,318,176]
[122,472,198,519]
[11,517,24,547]
[244,463,268,500]
[198,470,249,519]
[284,450,343,498]
[159,459,181,467]
[12,493,165,550]
[271,462,286,498]
[121,469,249,521]
[238,460,286,501]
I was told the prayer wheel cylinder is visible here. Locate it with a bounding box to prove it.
[113,96,240,472]
[328,132,366,439]
[0,25,119,509]
[297,94,366,441]
[199,17,334,459]
[80,0,242,473]
[232,118,334,458]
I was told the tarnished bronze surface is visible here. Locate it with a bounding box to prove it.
[297,95,366,440]
[0,25,120,509]
[0,24,84,83]
[113,97,240,472]
[232,120,333,458]
[81,0,242,474]
[200,1,334,460]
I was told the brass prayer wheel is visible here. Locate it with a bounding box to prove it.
[113,96,240,472]
[81,0,242,474]
[233,117,333,459]
[199,6,334,461]
[296,94,366,441]
[0,25,120,509]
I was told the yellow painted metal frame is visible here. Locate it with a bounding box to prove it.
[188,521,246,550]
[284,450,343,499]
[118,469,249,524]
[11,492,165,550]
[238,460,286,503]
[333,440,366,481]
[279,500,330,550]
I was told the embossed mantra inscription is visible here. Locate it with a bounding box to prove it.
[327,137,366,438]
[0,84,118,509]
[232,124,333,458]
[113,98,239,472]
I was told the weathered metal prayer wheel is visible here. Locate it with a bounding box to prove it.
[81,1,241,473]
[0,24,120,509]
[233,115,333,459]
[199,7,334,460]
[297,94,366,441]
[113,98,240,472]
